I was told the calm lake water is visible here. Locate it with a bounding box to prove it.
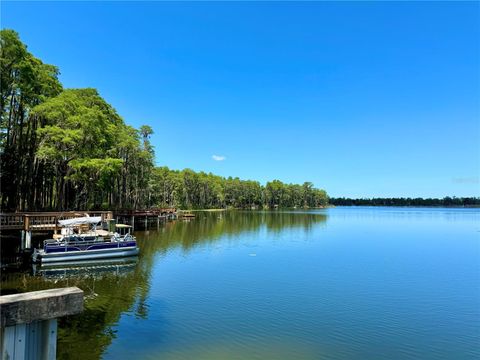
[2,208,479,359]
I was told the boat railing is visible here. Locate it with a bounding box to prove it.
[44,239,60,245]
[43,234,135,248]
[43,238,105,248]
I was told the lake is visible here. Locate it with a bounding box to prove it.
[2,208,479,359]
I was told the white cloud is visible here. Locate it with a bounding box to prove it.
[212,155,226,161]
[452,176,479,184]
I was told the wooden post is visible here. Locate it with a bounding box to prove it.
[131,216,135,231]
[23,215,30,232]
[1,287,84,360]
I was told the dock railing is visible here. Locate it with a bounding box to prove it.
[0,211,113,231]
[0,287,84,360]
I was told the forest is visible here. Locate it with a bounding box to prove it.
[151,167,328,209]
[0,29,328,211]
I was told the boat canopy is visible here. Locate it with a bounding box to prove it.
[58,216,102,227]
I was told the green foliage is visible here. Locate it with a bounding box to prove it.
[148,167,328,210]
[68,158,124,181]
[0,29,62,129]
[33,88,121,157]
[0,29,63,209]
[29,88,154,209]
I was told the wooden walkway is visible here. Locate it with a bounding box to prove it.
[115,208,177,217]
[0,211,113,232]
[0,209,177,232]
[114,208,178,229]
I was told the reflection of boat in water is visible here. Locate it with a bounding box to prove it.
[32,256,139,279]
[32,217,139,263]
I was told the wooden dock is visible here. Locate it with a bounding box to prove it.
[178,211,196,219]
[114,208,177,229]
[115,208,177,218]
[0,211,113,232]
[0,209,177,232]
[0,211,114,250]
[0,209,177,249]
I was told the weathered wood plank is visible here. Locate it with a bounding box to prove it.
[0,287,83,327]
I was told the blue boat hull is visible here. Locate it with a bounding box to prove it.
[33,245,139,263]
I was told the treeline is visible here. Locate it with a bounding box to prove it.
[329,197,480,207]
[151,167,328,209]
[0,29,328,211]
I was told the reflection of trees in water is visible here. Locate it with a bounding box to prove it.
[139,210,328,253]
[261,211,327,233]
[54,262,153,360]
[0,211,328,359]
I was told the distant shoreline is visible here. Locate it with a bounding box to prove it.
[185,204,479,211]
[329,197,479,208]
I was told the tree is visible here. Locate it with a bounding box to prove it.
[0,29,62,210]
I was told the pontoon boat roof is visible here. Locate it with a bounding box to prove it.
[58,217,102,227]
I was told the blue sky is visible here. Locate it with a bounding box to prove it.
[2,1,479,198]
